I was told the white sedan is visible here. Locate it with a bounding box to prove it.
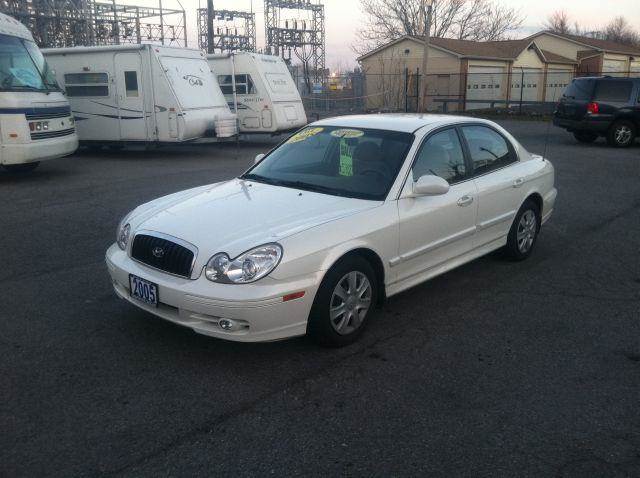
[106,115,557,346]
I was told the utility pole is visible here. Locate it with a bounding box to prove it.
[419,0,433,113]
[206,0,214,53]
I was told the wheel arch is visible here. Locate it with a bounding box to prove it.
[318,245,387,306]
[523,191,543,217]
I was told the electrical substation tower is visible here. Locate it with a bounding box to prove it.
[197,4,256,54]
[264,0,325,82]
[0,0,187,48]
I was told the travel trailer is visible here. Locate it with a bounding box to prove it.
[43,44,237,145]
[0,13,78,172]
[207,52,306,134]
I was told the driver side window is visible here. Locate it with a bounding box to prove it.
[412,128,466,183]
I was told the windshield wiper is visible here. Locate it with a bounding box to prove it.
[4,84,48,92]
[242,174,354,198]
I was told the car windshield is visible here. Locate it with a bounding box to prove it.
[0,34,59,92]
[242,126,414,200]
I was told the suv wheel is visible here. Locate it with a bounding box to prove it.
[573,131,598,143]
[607,120,636,148]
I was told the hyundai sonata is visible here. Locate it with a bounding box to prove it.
[106,115,557,346]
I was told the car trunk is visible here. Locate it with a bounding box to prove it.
[555,79,595,120]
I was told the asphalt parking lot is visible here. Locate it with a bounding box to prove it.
[1,120,639,477]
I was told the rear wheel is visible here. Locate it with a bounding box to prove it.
[573,131,598,143]
[504,200,540,261]
[2,162,39,173]
[307,256,377,347]
[607,120,636,148]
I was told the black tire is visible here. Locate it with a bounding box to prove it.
[2,162,39,173]
[307,255,378,347]
[504,199,541,261]
[573,131,598,143]
[606,120,636,148]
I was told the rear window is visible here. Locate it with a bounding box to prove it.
[593,80,633,102]
[562,79,595,100]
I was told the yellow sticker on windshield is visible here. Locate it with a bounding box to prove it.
[339,138,353,176]
[331,128,364,139]
[287,127,324,144]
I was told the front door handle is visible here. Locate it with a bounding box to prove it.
[513,177,525,188]
[457,195,474,207]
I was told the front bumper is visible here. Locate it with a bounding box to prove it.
[1,134,79,165]
[105,244,321,342]
[552,116,610,134]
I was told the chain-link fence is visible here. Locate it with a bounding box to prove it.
[298,68,640,119]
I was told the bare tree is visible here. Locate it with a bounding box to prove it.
[354,0,524,53]
[543,13,639,47]
[601,16,640,46]
[544,11,571,34]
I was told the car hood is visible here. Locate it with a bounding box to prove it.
[130,178,381,259]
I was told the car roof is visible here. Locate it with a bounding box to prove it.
[311,114,489,133]
[574,76,639,82]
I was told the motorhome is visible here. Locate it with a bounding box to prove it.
[207,52,306,134]
[43,44,237,145]
[0,13,78,172]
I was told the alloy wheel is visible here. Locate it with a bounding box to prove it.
[516,210,537,253]
[615,125,632,145]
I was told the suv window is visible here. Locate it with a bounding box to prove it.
[461,126,515,176]
[562,79,595,100]
[594,80,632,102]
[412,128,466,183]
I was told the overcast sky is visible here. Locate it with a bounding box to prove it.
[152,0,639,70]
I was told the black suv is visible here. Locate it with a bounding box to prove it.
[554,76,640,147]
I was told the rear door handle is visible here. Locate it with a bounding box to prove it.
[457,195,474,207]
[513,177,525,188]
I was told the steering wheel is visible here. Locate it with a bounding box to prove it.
[359,168,388,182]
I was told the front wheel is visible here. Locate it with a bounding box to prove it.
[2,162,39,173]
[504,200,540,261]
[607,120,636,148]
[307,256,377,347]
[573,131,598,143]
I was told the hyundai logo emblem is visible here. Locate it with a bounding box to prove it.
[152,246,165,258]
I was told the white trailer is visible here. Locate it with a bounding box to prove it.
[43,44,237,145]
[0,13,77,172]
[207,52,306,134]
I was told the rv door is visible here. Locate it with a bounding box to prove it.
[114,52,147,140]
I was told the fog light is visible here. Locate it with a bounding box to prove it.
[219,319,235,331]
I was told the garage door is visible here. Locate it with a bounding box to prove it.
[545,69,574,102]
[466,66,506,110]
[510,67,542,104]
[603,59,627,77]
[630,61,640,78]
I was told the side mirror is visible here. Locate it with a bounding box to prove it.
[412,174,450,196]
[254,153,265,164]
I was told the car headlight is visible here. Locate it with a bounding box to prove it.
[205,243,283,284]
[116,222,131,250]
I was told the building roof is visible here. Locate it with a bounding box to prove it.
[425,37,531,60]
[529,31,640,56]
[540,49,578,64]
[357,35,567,63]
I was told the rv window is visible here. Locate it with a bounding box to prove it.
[64,72,109,97]
[217,74,256,95]
[65,85,109,97]
[64,73,108,84]
[124,71,139,97]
